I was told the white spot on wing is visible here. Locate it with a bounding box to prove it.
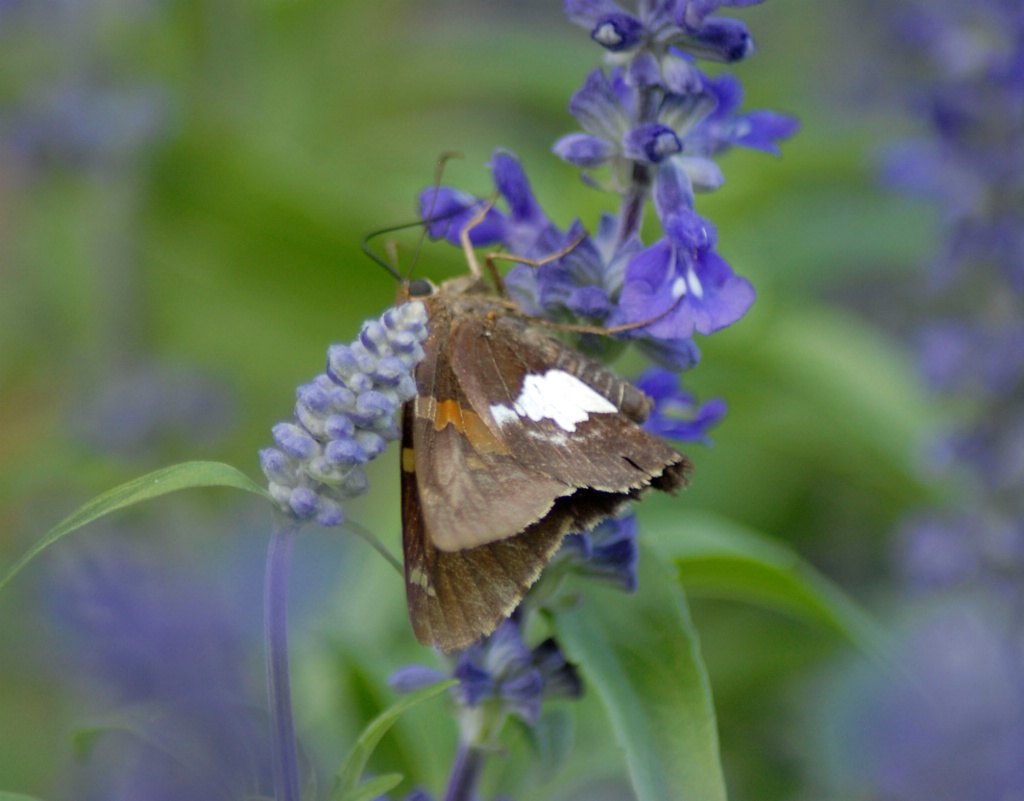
[409,566,436,597]
[490,404,520,429]
[528,429,567,445]
[490,370,616,433]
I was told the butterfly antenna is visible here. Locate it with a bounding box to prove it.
[362,151,467,282]
[361,224,406,282]
[361,204,466,282]
[406,151,465,280]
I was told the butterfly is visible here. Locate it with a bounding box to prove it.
[399,273,690,652]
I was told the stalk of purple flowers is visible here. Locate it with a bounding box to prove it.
[259,303,429,801]
[882,0,1024,603]
[260,301,429,528]
[257,3,794,800]
[385,3,796,800]
[46,534,276,801]
[422,15,795,437]
[821,3,1024,800]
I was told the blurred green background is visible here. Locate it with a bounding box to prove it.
[0,1,942,799]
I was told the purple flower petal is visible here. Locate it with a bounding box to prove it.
[568,69,629,143]
[418,186,505,246]
[568,285,613,318]
[654,160,696,222]
[731,110,801,154]
[591,12,644,51]
[662,52,704,95]
[635,335,702,370]
[491,150,559,256]
[564,0,628,28]
[627,51,662,86]
[553,132,615,168]
[389,664,448,694]
[637,367,727,444]
[619,237,755,338]
[624,122,683,163]
[677,155,725,191]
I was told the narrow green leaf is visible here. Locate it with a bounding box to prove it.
[647,510,889,658]
[0,462,270,596]
[331,681,455,801]
[339,774,404,801]
[68,702,204,764]
[553,546,727,801]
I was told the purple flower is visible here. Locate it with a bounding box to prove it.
[936,410,1024,500]
[633,333,703,370]
[490,150,563,257]
[624,121,684,163]
[590,12,645,51]
[684,73,800,157]
[553,67,724,193]
[565,0,761,63]
[822,599,1024,801]
[917,321,1024,394]
[895,512,982,589]
[635,366,727,444]
[418,186,505,247]
[390,621,581,729]
[560,514,641,591]
[2,81,167,177]
[505,213,641,326]
[421,151,757,362]
[48,540,276,801]
[261,301,428,527]
[69,362,236,460]
[454,621,546,724]
[555,65,795,202]
[618,201,755,338]
[420,150,560,259]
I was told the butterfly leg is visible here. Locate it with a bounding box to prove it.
[458,194,502,282]
[480,230,588,298]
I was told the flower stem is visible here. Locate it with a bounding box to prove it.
[443,740,487,801]
[615,160,653,249]
[614,81,661,249]
[265,517,303,801]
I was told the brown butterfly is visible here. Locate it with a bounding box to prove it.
[399,272,691,652]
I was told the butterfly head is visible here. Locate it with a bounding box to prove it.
[405,277,436,300]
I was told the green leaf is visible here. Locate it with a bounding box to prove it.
[0,462,270,596]
[68,702,209,762]
[330,681,455,801]
[338,774,403,801]
[521,706,575,778]
[0,793,49,801]
[553,546,727,801]
[767,307,939,471]
[647,510,889,658]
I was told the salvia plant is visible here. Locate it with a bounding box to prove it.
[1,3,897,801]
[819,3,1024,799]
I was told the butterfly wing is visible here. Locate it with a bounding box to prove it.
[451,312,689,496]
[401,401,568,652]
[400,294,690,651]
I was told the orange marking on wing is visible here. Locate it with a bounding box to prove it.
[433,400,508,454]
